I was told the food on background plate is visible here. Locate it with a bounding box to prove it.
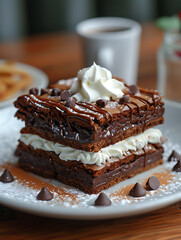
[0,61,32,102]
[14,63,165,194]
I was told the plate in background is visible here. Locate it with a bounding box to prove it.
[0,60,49,108]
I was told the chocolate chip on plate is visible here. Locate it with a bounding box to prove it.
[36,187,53,201]
[51,88,61,96]
[129,182,146,197]
[94,192,112,206]
[96,99,108,108]
[128,85,139,95]
[65,97,76,108]
[60,90,71,101]
[160,135,167,144]
[119,95,130,104]
[0,169,14,183]
[40,88,49,95]
[173,160,181,172]
[146,176,160,191]
[168,150,181,162]
[29,88,39,95]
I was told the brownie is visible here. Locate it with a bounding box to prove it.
[16,141,163,194]
[14,63,165,194]
[14,85,164,152]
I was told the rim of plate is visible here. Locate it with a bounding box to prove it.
[0,189,180,220]
[0,94,181,220]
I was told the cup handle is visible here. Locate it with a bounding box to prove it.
[97,47,114,70]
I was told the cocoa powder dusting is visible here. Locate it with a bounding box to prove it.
[0,163,79,205]
[110,184,135,203]
[110,169,174,202]
[0,163,176,206]
[146,170,174,187]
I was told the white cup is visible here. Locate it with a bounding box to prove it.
[76,17,141,85]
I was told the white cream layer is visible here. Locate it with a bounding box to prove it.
[20,128,162,166]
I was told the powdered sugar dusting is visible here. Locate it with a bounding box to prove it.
[0,106,181,212]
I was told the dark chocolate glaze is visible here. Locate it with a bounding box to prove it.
[14,84,164,150]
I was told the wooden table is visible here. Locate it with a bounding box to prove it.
[1,23,181,240]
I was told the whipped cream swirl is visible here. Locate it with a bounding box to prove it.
[70,62,125,102]
[20,128,162,166]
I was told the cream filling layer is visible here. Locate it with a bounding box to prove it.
[20,128,162,166]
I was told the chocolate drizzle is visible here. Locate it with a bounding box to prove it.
[14,84,164,148]
[130,101,141,116]
[17,84,162,126]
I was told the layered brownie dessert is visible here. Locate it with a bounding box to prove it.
[14,63,165,194]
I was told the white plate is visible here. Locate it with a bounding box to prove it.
[0,101,181,220]
[0,60,48,108]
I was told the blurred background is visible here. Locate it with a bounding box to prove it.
[0,0,181,41]
[0,0,181,103]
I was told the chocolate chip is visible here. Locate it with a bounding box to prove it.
[128,85,139,95]
[129,182,146,197]
[29,88,39,95]
[173,160,181,172]
[94,192,112,206]
[168,150,181,162]
[160,136,167,144]
[40,88,49,95]
[96,99,108,108]
[65,97,76,108]
[51,88,61,96]
[146,176,160,191]
[119,95,130,104]
[0,169,14,183]
[60,90,71,101]
[36,187,53,201]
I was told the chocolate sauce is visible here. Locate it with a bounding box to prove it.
[14,84,164,149]
[18,85,162,126]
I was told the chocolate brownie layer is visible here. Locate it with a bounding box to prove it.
[14,87,164,152]
[16,142,163,194]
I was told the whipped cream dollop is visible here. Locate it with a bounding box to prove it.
[70,62,125,102]
[20,128,162,166]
